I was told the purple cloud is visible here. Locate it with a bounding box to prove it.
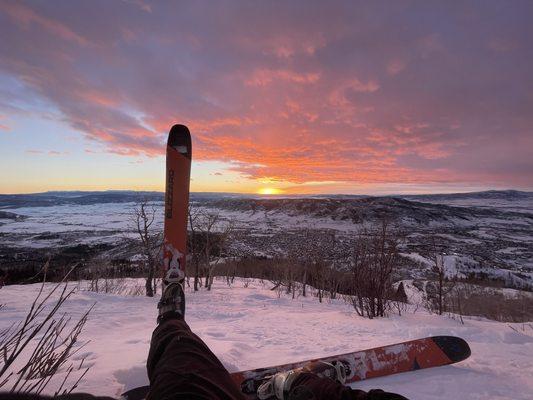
[1,0,532,188]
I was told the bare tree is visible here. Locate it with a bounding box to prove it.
[426,237,456,315]
[315,230,338,302]
[434,254,446,315]
[301,229,311,297]
[281,252,299,298]
[130,200,162,297]
[350,220,401,318]
[326,230,341,299]
[189,211,234,291]
[310,258,327,303]
[198,212,218,290]
[188,205,201,291]
[298,228,329,297]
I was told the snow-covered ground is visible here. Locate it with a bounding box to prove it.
[2,196,532,286]
[1,279,532,399]
[0,202,154,248]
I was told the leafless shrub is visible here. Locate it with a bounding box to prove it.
[423,237,457,315]
[0,265,93,396]
[391,300,408,316]
[129,200,163,297]
[188,205,201,291]
[125,284,146,297]
[197,221,409,317]
[349,220,402,318]
[447,284,533,323]
[188,210,234,291]
[213,255,347,303]
[83,276,144,297]
[411,300,422,314]
[507,323,533,335]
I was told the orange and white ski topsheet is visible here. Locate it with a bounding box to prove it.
[163,124,191,283]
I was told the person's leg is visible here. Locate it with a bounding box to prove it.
[146,311,246,400]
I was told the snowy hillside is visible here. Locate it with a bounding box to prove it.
[1,279,532,399]
[1,191,532,290]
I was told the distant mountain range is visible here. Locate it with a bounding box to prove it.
[0,191,163,208]
[0,189,532,209]
[401,190,533,201]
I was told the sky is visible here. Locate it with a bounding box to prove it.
[1,0,532,195]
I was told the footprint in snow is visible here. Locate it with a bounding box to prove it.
[72,351,97,361]
[206,331,226,338]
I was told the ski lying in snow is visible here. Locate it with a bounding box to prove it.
[121,335,470,400]
[162,124,191,284]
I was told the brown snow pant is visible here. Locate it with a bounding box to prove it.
[146,318,247,400]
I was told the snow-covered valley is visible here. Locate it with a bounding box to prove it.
[1,191,532,290]
[1,278,532,399]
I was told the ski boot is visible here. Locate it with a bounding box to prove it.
[157,267,186,324]
[257,360,347,400]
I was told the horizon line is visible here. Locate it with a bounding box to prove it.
[1,188,532,197]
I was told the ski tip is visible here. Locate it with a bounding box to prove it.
[168,124,192,158]
[431,336,471,363]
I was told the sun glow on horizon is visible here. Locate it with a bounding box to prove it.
[257,187,282,195]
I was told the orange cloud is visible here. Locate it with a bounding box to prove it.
[2,1,532,192]
[193,129,443,185]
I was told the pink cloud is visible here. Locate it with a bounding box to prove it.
[0,115,9,131]
[488,38,518,53]
[1,1,532,190]
[0,1,89,46]
[387,60,406,76]
[328,79,380,111]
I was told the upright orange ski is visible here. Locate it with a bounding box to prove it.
[162,124,192,285]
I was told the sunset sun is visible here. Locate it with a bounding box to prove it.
[258,187,282,195]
